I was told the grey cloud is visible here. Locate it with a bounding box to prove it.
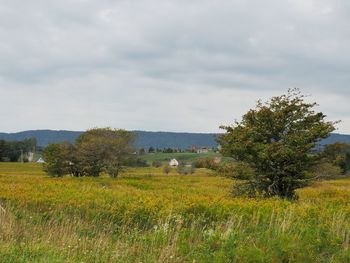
[0,0,349,133]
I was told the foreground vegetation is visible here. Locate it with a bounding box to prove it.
[0,163,349,262]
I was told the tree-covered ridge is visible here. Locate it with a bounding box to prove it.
[0,130,349,149]
[0,130,219,149]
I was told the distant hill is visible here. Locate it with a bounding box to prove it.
[0,130,219,149]
[0,130,82,147]
[0,130,349,149]
[318,133,350,145]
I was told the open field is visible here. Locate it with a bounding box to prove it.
[139,151,222,165]
[0,163,350,262]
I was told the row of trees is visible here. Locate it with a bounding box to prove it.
[145,147,217,154]
[322,143,350,174]
[44,128,135,178]
[0,138,37,162]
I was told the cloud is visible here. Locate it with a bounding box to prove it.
[0,0,349,133]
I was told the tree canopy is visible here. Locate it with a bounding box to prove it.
[44,128,135,178]
[219,89,336,199]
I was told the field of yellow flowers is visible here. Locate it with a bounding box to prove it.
[0,163,350,262]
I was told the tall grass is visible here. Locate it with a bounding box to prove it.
[0,163,350,262]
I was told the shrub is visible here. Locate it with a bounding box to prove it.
[308,162,342,179]
[43,144,69,177]
[152,161,162,168]
[216,162,237,178]
[177,164,187,175]
[177,164,195,175]
[193,158,218,170]
[163,164,171,175]
[126,158,149,167]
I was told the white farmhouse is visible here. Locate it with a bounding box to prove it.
[36,157,45,163]
[169,159,179,167]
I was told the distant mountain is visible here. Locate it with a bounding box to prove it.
[0,130,82,147]
[0,130,349,149]
[319,133,350,145]
[0,130,219,149]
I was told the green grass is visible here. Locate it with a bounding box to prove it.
[140,151,221,164]
[0,162,46,176]
[0,163,350,262]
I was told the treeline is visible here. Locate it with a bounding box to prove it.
[321,143,350,174]
[140,147,218,154]
[0,138,37,162]
[44,128,140,178]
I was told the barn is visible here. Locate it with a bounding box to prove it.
[169,159,179,167]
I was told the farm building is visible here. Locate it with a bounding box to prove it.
[36,157,45,163]
[169,159,179,167]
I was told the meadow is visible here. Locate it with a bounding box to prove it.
[140,151,222,165]
[0,163,350,262]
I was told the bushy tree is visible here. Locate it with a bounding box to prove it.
[322,143,350,174]
[192,158,218,169]
[76,128,135,178]
[43,143,70,177]
[43,128,135,178]
[219,89,336,199]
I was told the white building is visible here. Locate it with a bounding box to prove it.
[36,157,45,163]
[196,148,209,154]
[169,159,179,167]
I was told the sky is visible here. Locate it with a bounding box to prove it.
[0,0,349,133]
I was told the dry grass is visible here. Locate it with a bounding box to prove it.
[0,163,350,262]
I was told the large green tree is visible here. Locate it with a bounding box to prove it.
[219,89,336,199]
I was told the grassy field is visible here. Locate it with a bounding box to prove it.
[140,151,222,165]
[0,163,350,262]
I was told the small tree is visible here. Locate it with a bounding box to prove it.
[43,144,69,177]
[219,89,336,199]
[76,128,135,178]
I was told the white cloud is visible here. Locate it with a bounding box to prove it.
[0,0,349,133]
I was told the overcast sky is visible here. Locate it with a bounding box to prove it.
[0,0,349,133]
